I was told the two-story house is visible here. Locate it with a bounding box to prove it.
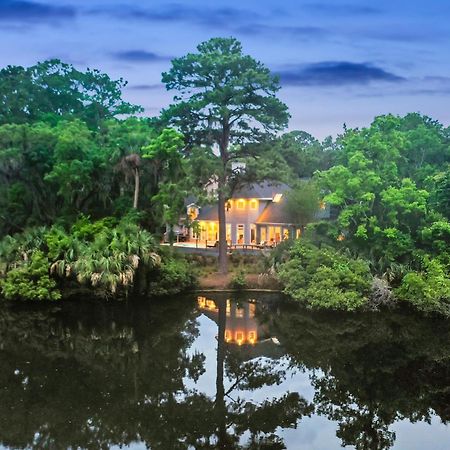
[184,181,330,246]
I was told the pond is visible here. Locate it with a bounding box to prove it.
[0,292,449,450]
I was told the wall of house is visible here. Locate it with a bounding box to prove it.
[225,198,270,244]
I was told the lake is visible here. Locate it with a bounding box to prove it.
[0,292,449,449]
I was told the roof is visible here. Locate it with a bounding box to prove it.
[256,196,295,224]
[231,181,289,199]
[196,204,218,221]
[256,195,331,224]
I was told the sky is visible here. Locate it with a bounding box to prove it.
[1,0,450,138]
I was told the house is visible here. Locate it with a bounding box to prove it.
[182,181,330,246]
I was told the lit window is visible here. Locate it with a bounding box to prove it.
[237,200,245,209]
[236,331,244,345]
[249,303,256,318]
[226,299,231,316]
[248,331,256,344]
[226,201,232,211]
[250,199,258,210]
[273,193,283,203]
[296,228,302,239]
[225,330,231,342]
[319,201,326,210]
[236,307,244,318]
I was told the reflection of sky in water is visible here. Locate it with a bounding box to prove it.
[180,310,450,450]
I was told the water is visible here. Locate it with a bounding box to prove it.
[0,293,449,450]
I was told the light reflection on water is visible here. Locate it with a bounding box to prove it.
[0,293,449,449]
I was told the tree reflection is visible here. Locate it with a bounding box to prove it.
[268,304,450,449]
[0,295,312,449]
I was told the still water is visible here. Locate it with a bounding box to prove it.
[0,293,449,450]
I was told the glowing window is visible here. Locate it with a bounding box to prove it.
[250,199,258,210]
[225,330,231,342]
[226,299,231,316]
[237,200,245,210]
[236,307,244,318]
[273,193,283,203]
[236,331,244,345]
[319,201,326,210]
[249,303,256,318]
[248,331,256,344]
[296,228,302,239]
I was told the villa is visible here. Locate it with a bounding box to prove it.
[177,181,330,246]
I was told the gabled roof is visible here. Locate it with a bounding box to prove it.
[196,204,218,221]
[257,195,331,224]
[256,197,294,224]
[231,181,289,199]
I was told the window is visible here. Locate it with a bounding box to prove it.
[250,224,256,244]
[296,228,302,239]
[237,199,245,210]
[319,200,326,210]
[226,224,232,244]
[226,200,232,211]
[225,330,231,342]
[260,227,267,244]
[273,193,283,203]
[235,331,244,345]
[236,307,244,318]
[248,331,256,344]
[237,224,245,244]
[250,199,258,210]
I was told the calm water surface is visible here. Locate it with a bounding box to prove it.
[1,293,449,449]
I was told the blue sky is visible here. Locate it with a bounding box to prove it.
[1,0,450,138]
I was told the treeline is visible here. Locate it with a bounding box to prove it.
[0,38,449,311]
[277,113,450,315]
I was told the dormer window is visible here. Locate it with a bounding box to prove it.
[273,193,282,203]
[250,199,258,210]
[237,199,245,210]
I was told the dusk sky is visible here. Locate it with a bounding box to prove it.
[1,0,450,138]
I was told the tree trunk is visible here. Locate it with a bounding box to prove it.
[217,175,228,274]
[215,298,230,448]
[133,167,140,209]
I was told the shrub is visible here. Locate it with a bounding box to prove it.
[396,257,450,315]
[230,269,247,290]
[1,251,61,301]
[148,257,196,296]
[277,240,372,311]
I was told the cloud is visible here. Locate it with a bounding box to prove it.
[0,0,76,23]
[127,83,164,91]
[235,23,327,39]
[277,61,405,86]
[112,50,173,63]
[89,3,261,27]
[304,3,382,15]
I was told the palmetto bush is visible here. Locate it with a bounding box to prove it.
[1,218,167,299]
[49,219,161,296]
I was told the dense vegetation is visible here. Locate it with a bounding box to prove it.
[0,37,449,312]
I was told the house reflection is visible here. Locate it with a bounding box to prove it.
[197,296,276,348]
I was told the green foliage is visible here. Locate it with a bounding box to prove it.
[396,257,450,316]
[277,240,372,311]
[230,269,247,290]
[0,59,141,128]
[284,180,321,227]
[1,251,61,301]
[148,257,195,297]
[318,113,450,272]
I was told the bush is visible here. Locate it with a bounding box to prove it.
[230,270,247,290]
[277,240,372,311]
[396,257,450,315]
[1,251,61,301]
[148,257,196,296]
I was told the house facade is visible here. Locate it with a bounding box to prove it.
[184,181,330,246]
